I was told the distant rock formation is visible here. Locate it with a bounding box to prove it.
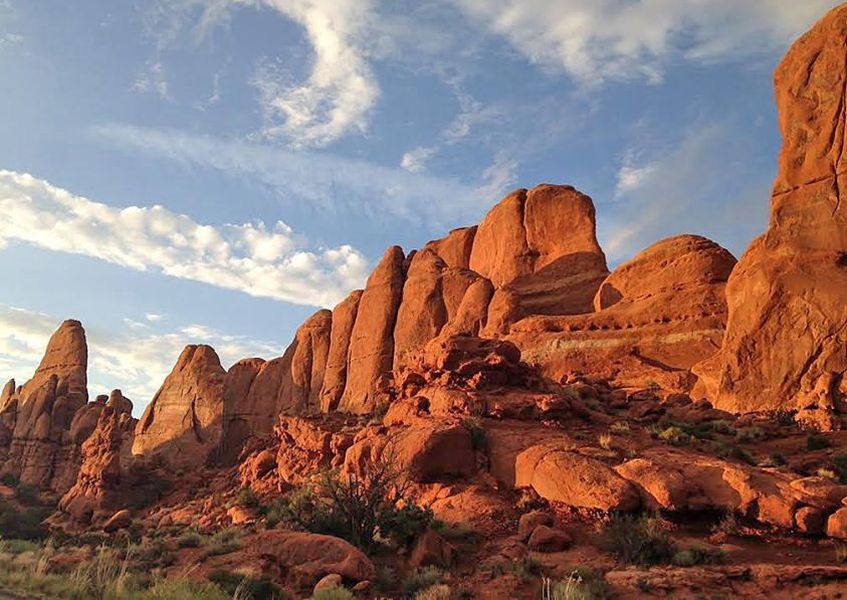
[0,320,91,493]
[693,4,847,425]
[133,345,225,468]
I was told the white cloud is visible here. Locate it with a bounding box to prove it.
[477,151,519,201]
[0,170,368,307]
[244,0,379,147]
[0,305,281,412]
[615,161,657,198]
[452,0,841,86]
[400,146,437,173]
[93,122,506,228]
[145,313,164,322]
[132,61,172,100]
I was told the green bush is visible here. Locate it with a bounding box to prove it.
[713,442,756,466]
[0,473,18,487]
[658,426,691,447]
[833,455,847,484]
[403,566,444,597]
[462,417,487,451]
[807,434,831,451]
[734,427,767,443]
[207,569,287,600]
[671,544,724,567]
[604,514,676,566]
[0,499,52,540]
[175,530,202,548]
[136,579,231,600]
[759,453,787,468]
[413,583,452,600]
[201,528,241,558]
[261,465,432,551]
[311,586,354,600]
[543,568,611,600]
[235,487,260,509]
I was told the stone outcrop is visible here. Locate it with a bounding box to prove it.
[218,358,265,464]
[58,400,136,525]
[133,345,225,468]
[693,4,847,422]
[508,235,736,390]
[0,320,90,492]
[319,290,363,413]
[338,246,406,413]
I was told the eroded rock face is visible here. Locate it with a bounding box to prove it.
[338,246,406,414]
[509,235,736,390]
[469,184,609,322]
[133,345,225,468]
[219,358,266,464]
[319,290,363,413]
[59,401,136,525]
[425,226,477,269]
[1,320,90,492]
[693,5,847,419]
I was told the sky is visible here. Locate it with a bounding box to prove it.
[0,0,840,413]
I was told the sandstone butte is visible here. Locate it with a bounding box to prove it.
[2,5,847,600]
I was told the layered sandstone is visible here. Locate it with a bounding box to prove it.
[693,4,847,421]
[509,235,736,389]
[133,345,226,468]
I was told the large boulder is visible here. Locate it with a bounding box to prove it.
[514,443,639,511]
[133,345,225,469]
[693,4,847,420]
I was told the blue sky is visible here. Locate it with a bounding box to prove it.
[0,0,839,412]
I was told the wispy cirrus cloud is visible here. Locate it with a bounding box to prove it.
[0,305,281,412]
[0,170,368,307]
[452,0,841,86]
[92,122,516,228]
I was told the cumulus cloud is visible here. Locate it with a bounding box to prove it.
[452,0,841,86]
[0,305,281,411]
[93,122,512,228]
[0,170,368,307]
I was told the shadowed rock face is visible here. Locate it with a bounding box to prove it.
[693,4,847,422]
[0,320,91,492]
[133,345,226,469]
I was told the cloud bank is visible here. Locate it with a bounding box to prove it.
[0,170,368,307]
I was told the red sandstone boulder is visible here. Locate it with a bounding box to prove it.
[425,226,477,269]
[133,345,225,469]
[515,443,639,511]
[256,531,375,587]
[693,4,847,419]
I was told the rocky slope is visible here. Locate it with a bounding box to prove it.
[3,4,847,599]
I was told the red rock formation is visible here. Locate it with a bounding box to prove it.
[133,345,225,468]
[58,399,135,525]
[338,246,406,413]
[424,226,477,269]
[1,320,89,492]
[508,235,736,390]
[219,358,265,464]
[319,290,363,413]
[693,5,847,422]
[469,184,609,321]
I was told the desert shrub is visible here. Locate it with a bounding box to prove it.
[16,484,41,505]
[609,421,630,435]
[734,427,767,444]
[671,544,725,567]
[769,409,796,427]
[208,569,287,600]
[712,511,740,537]
[759,453,787,468]
[201,528,242,558]
[263,461,432,551]
[542,568,611,600]
[136,579,231,600]
[597,434,613,451]
[235,487,260,509]
[832,455,847,484]
[413,583,452,600]
[176,530,202,548]
[431,520,478,544]
[507,555,542,583]
[710,420,735,435]
[836,543,847,564]
[818,467,839,481]
[0,538,40,554]
[0,498,52,540]
[0,473,18,487]
[462,417,487,451]
[403,566,444,597]
[604,514,676,566]
[807,434,831,451]
[311,586,354,600]
[713,442,756,466]
[658,426,691,447]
